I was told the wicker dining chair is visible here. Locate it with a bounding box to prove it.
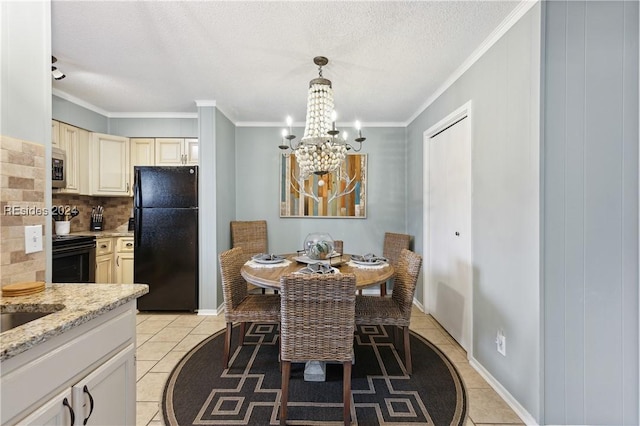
[355,249,422,374]
[219,247,280,369]
[230,220,268,260]
[279,273,356,426]
[231,220,269,293]
[379,232,411,296]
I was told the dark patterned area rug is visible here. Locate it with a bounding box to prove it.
[162,324,467,425]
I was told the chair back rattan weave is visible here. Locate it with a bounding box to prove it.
[280,273,356,362]
[219,247,249,318]
[383,232,411,268]
[231,220,268,258]
[391,249,423,321]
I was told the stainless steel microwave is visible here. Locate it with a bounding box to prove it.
[52,147,66,188]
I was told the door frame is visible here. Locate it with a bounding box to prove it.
[422,100,473,358]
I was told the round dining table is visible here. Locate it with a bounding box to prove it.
[240,253,395,291]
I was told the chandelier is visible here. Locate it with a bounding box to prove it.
[279,56,365,179]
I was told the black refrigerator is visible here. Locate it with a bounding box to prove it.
[134,166,198,311]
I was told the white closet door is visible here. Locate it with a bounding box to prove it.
[428,116,471,352]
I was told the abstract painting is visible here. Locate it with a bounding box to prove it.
[280,153,367,218]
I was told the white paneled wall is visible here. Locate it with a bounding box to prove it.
[543,1,639,424]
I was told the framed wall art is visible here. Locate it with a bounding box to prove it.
[280,153,367,218]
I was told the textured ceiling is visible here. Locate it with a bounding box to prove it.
[51,1,520,125]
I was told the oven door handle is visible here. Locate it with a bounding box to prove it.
[52,244,96,255]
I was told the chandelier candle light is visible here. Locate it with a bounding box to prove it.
[279,56,366,180]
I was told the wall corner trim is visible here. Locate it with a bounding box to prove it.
[195,100,217,107]
[469,357,539,425]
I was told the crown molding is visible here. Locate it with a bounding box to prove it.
[405,0,539,126]
[235,121,406,128]
[110,112,198,119]
[52,89,111,117]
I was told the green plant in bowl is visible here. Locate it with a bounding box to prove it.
[308,240,333,260]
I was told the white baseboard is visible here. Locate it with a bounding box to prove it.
[468,357,538,425]
[412,297,426,312]
[197,308,223,316]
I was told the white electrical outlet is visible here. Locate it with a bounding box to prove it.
[496,330,506,356]
[24,225,43,254]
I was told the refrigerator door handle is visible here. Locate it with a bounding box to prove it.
[134,212,142,248]
[134,168,142,208]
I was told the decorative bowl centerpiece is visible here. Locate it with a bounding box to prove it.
[304,232,335,260]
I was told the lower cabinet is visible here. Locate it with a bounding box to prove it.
[19,345,134,426]
[95,237,134,284]
[18,389,73,426]
[1,302,137,425]
[115,237,134,284]
[96,254,114,283]
[72,344,135,425]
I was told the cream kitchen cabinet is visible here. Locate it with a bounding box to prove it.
[91,133,131,196]
[130,138,155,192]
[115,237,134,284]
[60,122,90,194]
[52,121,90,195]
[51,120,61,148]
[95,238,114,283]
[155,138,198,165]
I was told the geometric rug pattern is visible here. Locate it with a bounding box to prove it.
[162,323,467,425]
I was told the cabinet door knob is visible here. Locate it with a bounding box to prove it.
[126,243,133,247]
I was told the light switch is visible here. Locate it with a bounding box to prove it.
[24,225,43,254]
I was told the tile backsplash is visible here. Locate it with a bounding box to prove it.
[52,194,133,233]
[1,135,46,286]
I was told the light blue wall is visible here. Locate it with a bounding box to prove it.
[406,4,542,421]
[543,1,639,424]
[234,126,407,256]
[197,105,217,312]
[109,117,197,138]
[2,2,51,144]
[52,95,108,133]
[215,109,236,306]
[53,95,197,137]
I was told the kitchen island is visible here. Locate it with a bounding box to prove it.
[1,283,148,425]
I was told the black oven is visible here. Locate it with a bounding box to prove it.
[52,235,96,283]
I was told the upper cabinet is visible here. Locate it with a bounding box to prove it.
[52,120,90,195]
[91,133,131,196]
[130,138,155,181]
[51,120,60,148]
[155,138,198,165]
[51,125,197,197]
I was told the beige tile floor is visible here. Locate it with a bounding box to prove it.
[135,308,524,426]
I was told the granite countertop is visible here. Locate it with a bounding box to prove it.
[0,284,148,361]
[70,230,134,238]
